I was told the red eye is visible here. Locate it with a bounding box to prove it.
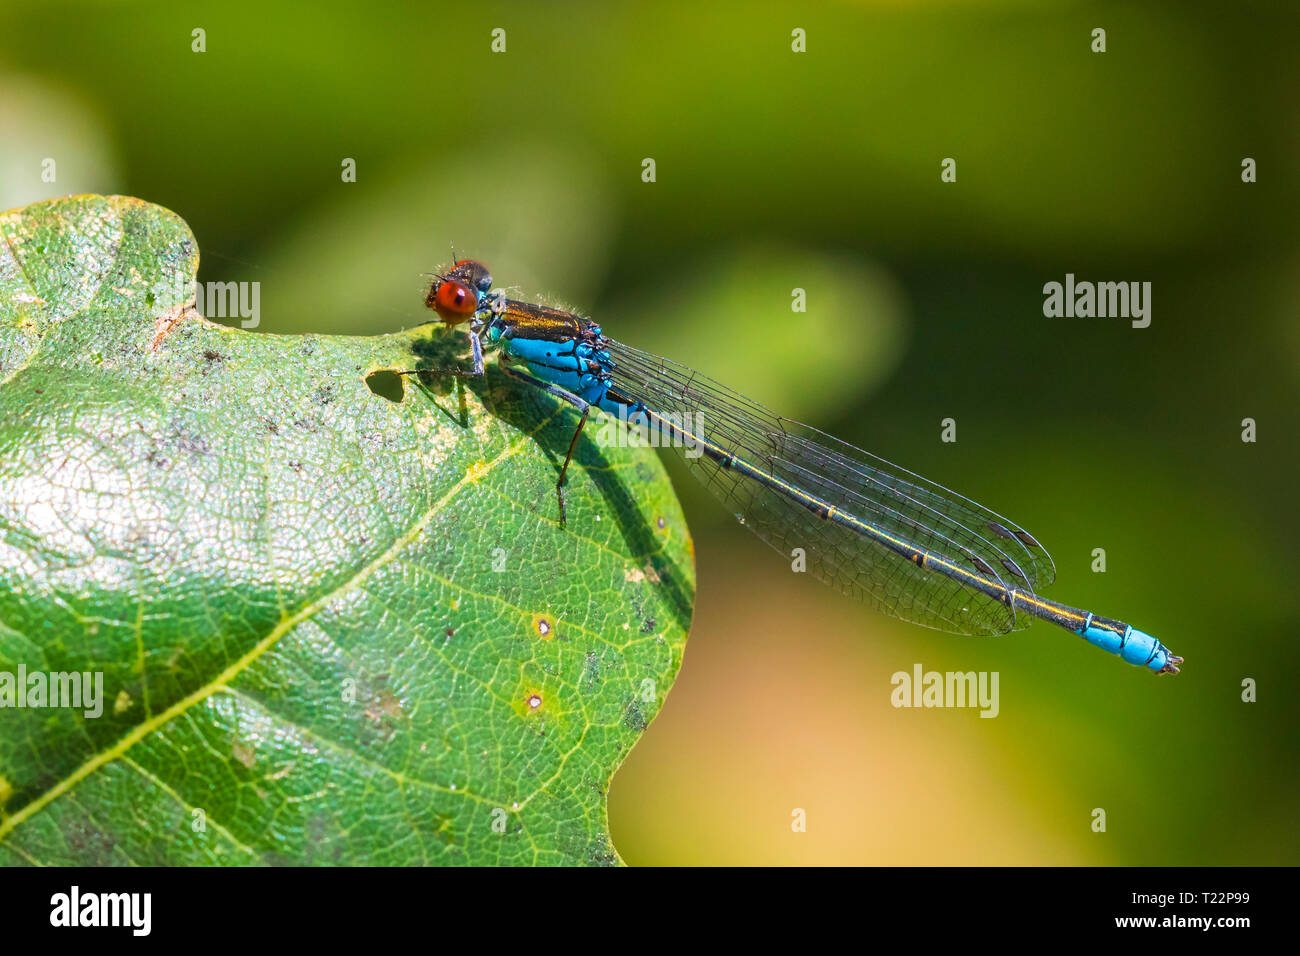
[430,279,476,323]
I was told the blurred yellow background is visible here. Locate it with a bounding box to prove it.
[2,0,1296,864]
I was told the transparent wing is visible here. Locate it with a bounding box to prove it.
[603,340,1056,636]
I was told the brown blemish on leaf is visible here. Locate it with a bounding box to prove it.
[148,302,198,351]
[377,689,404,718]
[363,687,406,725]
[532,614,555,640]
[625,563,661,585]
[232,741,256,769]
[525,692,544,712]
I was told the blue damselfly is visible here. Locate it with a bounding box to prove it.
[407,259,1181,675]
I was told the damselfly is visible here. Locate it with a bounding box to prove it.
[406,259,1182,675]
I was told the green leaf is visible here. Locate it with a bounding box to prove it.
[0,195,694,866]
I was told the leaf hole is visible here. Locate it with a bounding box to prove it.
[365,370,405,403]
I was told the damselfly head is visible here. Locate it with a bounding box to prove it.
[451,259,493,293]
[426,259,493,325]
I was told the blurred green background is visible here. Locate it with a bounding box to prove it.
[2,0,1296,864]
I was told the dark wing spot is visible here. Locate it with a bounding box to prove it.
[1001,558,1032,586]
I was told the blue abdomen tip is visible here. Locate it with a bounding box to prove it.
[1079,622,1182,674]
[1119,627,1160,666]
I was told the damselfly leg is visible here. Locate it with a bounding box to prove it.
[393,327,486,379]
[500,362,592,528]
